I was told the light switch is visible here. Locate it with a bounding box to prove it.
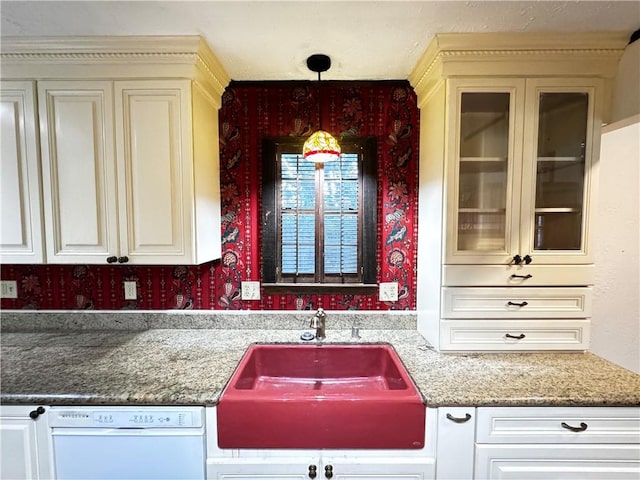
[241,281,261,300]
[379,282,398,302]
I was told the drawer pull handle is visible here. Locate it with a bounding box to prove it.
[505,333,526,340]
[507,301,529,307]
[308,465,317,478]
[561,421,588,432]
[29,406,45,419]
[446,413,472,423]
[324,465,333,479]
[510,274,533,280]
[523,254,533,264]
[512,254,523,265]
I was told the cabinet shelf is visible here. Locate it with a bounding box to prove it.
[460,156,507,162]
[459,208,505,214]
[537,156,584,162]
[535,208,582,213]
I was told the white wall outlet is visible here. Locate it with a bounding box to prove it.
[241,281,261,300]
[1,280,18,299]
[124,281,137,300]
[379,282,399,302]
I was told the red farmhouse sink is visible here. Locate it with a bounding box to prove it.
[217,343,425,449]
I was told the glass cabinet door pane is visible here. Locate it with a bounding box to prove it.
[534,92,588,251]
[457,92,510,252]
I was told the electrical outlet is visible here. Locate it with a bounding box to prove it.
[379,282,398,302]
[1,280,18,299]
[124,281,137,300]
[241,281,261,300]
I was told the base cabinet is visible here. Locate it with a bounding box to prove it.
[208,459,434,479]
[475,444,640,479]
[0,405,53,480]
[474,407,640,480]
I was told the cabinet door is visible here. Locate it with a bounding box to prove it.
[38,81,119,263]
[0,81,44,263]
[115,80,194,264]
[475,444,640,479]
[320,458,434,479]
[207,458,317,479]
[446,79,525,264]
[0,406,53,480]
[436,407,475,480]
[520,78,602,264]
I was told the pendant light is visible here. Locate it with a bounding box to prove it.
[302,54,341,163]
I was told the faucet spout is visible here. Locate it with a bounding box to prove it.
[310,308,327,341]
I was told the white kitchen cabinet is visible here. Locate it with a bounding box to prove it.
[474,406,640,480]
[38,80,119,264]
[410,33,624,351]
[205,406,437,479]
[2,36,229,265]
[38,79,221,265]
[435,407,475,480]
[0,405,53,480]
[0,81,44,263]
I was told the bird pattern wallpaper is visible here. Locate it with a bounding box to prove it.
[1,81,420,311]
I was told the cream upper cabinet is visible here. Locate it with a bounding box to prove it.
[2,36,229,265]
[39,79,222,265]
[446,77,601,266]
[410,32,626,352]
[38,81,119,264]
[0,81,44,263]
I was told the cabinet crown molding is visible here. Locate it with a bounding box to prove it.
[409,32,628,105]
[0,36,230,100]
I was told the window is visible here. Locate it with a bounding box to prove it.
[262,137,377,291]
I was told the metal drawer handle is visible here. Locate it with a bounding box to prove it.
[505,333,526,340]
[324,465,333,479]
[446,413,472,423]
[507,301,528,307]
[308,465,317,479]
[510,274,533,280]
[29,406,45,419]
[561,421,588,432]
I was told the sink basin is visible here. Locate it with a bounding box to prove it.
[217,343,425,449]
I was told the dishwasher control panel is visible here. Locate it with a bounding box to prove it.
[49,406,204,428]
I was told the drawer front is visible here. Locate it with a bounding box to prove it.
[475,444,640,480]
[476,407,640,444]
[443,265,594,287]
[440,319,590,351]
[442,287,592,319]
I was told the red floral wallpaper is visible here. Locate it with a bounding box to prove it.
[0,81,419,311]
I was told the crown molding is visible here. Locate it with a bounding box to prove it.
[409,32,628,105]
[0,36,230,99]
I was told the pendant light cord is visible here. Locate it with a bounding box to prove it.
[317,70,323,131]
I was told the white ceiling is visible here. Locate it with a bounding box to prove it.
[1,1,639,81]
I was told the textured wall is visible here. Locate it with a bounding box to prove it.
[0,81,419,311]
[591,119,640,374]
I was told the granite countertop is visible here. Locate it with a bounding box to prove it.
[2,324,640,407]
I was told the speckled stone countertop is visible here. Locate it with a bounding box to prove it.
[1,312,639,407]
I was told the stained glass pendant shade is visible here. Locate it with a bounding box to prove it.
[303,54,341,163]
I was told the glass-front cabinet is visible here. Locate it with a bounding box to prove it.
[447,78,600,265]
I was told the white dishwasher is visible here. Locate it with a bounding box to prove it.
[49,406,205,480]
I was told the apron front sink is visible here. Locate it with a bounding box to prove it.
[217,343,425,449]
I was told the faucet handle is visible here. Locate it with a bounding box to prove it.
[315,308,326,319]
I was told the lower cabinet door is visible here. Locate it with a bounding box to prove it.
[0,406,53,480]
[475,444,640,479]
[321,457,435,479]
[207,458,318,479]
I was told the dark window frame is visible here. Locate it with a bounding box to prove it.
[262,137,377,294]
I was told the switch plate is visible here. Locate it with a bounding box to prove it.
[1,280,18,299]
[241,281,261,300]
[379,282,398,302]
[124,281,137,300]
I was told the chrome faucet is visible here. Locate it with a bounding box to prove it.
[310,308,327,341]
